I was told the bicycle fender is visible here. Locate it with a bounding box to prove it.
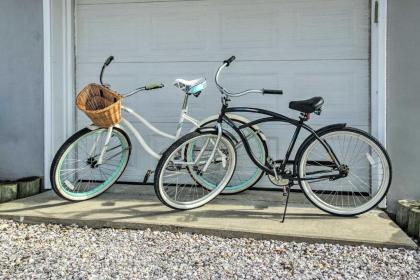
[195,126,239,145]
[313,123,347,135]
[293,123,347,173]
[87,124,101,130]
[195,126,218,133]
[86,123,123,131]
[197,114,267,142]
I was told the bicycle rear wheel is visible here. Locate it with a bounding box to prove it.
[154,130,236,210]
[200,116,267,194]
[297,127,391,216]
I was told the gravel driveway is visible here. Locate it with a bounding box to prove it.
[0,219,418,279]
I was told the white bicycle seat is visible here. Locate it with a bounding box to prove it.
[173,78,207,96]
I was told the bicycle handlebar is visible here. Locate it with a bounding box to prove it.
[122,83,164,98]
[262,89,283,95]
[223,56,236,67]
[98,56,164,97]
[215,56,283,98]
[104,56,114,66]
[100,56,114,85]
[145,83,165,90]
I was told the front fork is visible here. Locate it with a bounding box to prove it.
[198,100,229,172]
[202,123,223,172]
[96,126,113,165]
[202,99,231,171]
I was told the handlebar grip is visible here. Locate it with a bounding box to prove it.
[145,83,164,90]
[223,56,236,67]
[262,89,283,95]
[104,56,114,66]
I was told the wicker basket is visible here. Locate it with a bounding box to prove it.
[76,83,123,128]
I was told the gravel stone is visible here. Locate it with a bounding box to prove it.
[0,219,418,279]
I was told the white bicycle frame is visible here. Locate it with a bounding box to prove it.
[119,105,200,159]
[91,92,205,164]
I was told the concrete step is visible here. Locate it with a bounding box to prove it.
[0,184,417,249]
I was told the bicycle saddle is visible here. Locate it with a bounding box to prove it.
[173,78,207,96]
[289,97,324,113]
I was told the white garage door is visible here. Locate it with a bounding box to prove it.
[75,0,370,185]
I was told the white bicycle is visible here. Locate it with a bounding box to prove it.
[50,56,268,201]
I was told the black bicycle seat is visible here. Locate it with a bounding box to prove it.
[289,97,324,113]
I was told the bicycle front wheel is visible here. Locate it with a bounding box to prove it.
[297,127,391,216]
[154,130,236,210]
[50,127,131,201]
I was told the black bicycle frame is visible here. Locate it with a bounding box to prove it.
[218,104,342,181]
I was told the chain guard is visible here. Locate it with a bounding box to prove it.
[267,173,290,186]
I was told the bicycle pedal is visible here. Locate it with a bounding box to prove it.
[143,170,154,184]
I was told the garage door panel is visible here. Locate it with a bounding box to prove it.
[293,2,368,49]
[219,8,278,50]
[76,0,369,63]
[151,10,207,51]
[76,10,144,58]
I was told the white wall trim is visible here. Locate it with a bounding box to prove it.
[370,0,388,208]
[63,0,76,137]
[43,0,75,189]
[43,0,52,188]
[371,0,388,146]
[378,0,388,147]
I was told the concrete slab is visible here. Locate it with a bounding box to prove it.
[0,184,416,249]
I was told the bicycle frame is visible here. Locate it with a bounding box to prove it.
[218,104,343,181]
[92,94,201,162]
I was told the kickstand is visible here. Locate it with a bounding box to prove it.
[281,184,292,223]
[143,170,153,184]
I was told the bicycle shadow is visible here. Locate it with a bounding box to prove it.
[0,188,361,227]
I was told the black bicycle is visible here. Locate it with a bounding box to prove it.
[153,56,392,218]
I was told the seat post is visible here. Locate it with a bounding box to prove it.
[280,124,302,171]
[299,112,310,122]
[181,93,190,111]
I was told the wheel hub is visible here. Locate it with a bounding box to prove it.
[339,164,349,177]
[86,157,98,168]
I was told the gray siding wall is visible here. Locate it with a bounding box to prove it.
[387,0,420,213]
[0,0,44,180]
